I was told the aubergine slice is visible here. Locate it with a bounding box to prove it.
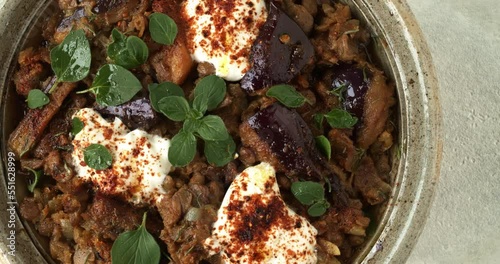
[328,62,395,149]
[8,82,77,157]
[241,2,314,94]
[240,103,348,206]
[242,103,323,178]
[330,62,371,120]
[94,95,159,130]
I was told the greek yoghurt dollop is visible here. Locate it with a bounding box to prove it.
[182,0,268,81]
[204,162,318,263]
[71,108,171,205]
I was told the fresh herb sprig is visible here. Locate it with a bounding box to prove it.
[313,108,358,131]
[25,167,43,192]
[83,143,113,170]
[204,137,236,166]
[313,113,324,130]
[107,28,149,69]
[192,75,227,112]
[150,75,235,167]
[49,29,91,93]
[148,82,184,112]
[78,64,142,106]
[291,181,330,217]
[71,117,84,136]
[329,82,347,102]
[315,135,331,160]
[169,130,198,166]
[149,13,178,45]
[111,212,160,264]
[324,109,358,128]
[26,89,50,109]
[266,84,310,108]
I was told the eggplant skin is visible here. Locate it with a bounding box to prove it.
[244,103,324,179]
[94,96,159,131]
[240,103,349,206]
[241,2,314,94]
[8,82,76,157]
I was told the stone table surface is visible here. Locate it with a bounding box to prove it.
[405,0,500,263]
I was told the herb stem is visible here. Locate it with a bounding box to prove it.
[141,212,147,227]
[324,176,332,193]
[19,147,29,158]
[24,167,43,192]
[76,87,96,94]
[48,79,60,94]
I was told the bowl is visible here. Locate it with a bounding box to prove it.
[0,0,442,263]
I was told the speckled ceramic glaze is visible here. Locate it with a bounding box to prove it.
[0,0,442,263]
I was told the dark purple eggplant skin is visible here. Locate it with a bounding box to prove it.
[248,103,348,206]
[94,96,159,130]
[92,0,125,14]
[57,8,85,31]
[248,103,325,179]
[240,2,314,94]
[331,63,371,119]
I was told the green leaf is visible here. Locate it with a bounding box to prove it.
[149,13,178,45]
[183,118,201,134]
[168,130,197,167]
[204,137,236,167]
[187,108,204,120]
[87,64,143,106]
[292,181,330,217]
[50,29,91,82]
[148,82,184,112]
[330,82,347,102]
[157,96,191,121]
[107,28,149,69]
[25,167,43,192]
[291,181,325,205]
[307,200,330,217]
[111,212,160,264]
[193,75,226,113]
[83,144,113,170]
[313,113,324,130]
[266,84,308,108]
[196,115,229,141]
[71,117,84,136]
[324,109,358,128]
[192,94,208,114]
[315,135,331,160]
[26,89,50,109]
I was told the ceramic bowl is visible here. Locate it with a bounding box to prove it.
[0,0,442,263]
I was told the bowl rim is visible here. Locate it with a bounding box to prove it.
[0,0,442,263]
[0,0,60,263]
[349,0,442,263]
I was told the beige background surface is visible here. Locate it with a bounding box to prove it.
[406,0,500,263]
